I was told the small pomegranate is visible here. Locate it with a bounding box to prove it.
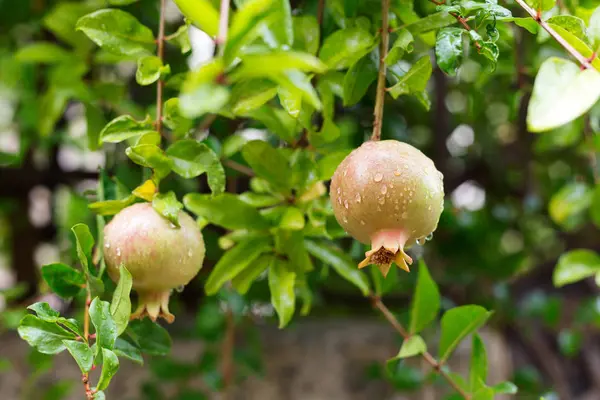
[103,203,205,323]
[330,140,444,276]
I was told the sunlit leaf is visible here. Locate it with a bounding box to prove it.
[152,191,183,226]
[172,0,219,37]
[63,340,94,373]
[554,249,600,287]
[439,305,492,362]
[166,140,225,194]
[409,260,440,334]
[319,27,375,70]
[184,193,271,230]
[269,258,296,328]
[97,348,119,390]
[110,266,132,336]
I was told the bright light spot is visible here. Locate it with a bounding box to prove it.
[57,145,83,172]
[34,243,60,268]
[28,186,52,228]
[496,123,516,144]
[458,60,481,83]
[188,26,215,69]
[239,128,268,141]
[82,151,105,172]
[500,230,524,254]
[75,179,99,195]
[446,124,474,156]
[0,97,15,127]
[0,128,19,153]
[451,180,486,211]
[486,102,509,125]
[445,90,467,114]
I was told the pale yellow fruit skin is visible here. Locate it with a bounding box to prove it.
[330,140,444,247]
[104,203,205,293]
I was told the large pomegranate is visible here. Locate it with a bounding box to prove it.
[330,140,444,276]
[103,202,205,323]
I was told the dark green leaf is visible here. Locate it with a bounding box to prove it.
[242,140,292,193]
[63,340,94,373]
[305,240,370,296]
[319,27,375,70]
[152,191,183,226]
[343,53,377,106]
[179,59,230,118]
[232,253,274,294]
[558,329,582,357]
[89,298,117,351]
[43,2,97,49]
[114,337,143,365]
[126,144,173,179]
[269,258,296,328]
[435,27,463,76]
[439,305,492,362]
[292,15,320,55]
[409,260,440,334]
[97,348,119,390]
[184,193,271,230]
[553,249,600,287]
[205,237,273,295]
[127,319,172,356]
[18,315,76,354]
[41,263,85,298]
[100,115,156,144]
[470,334,487,391]
[172,0,219,37]
[110,266,132,336]
[76,9,155,56]
[592,184,600,228]
[166,140,225,194]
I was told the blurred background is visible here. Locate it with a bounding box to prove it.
[2,0,600,399]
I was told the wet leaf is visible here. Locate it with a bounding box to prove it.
[18,315,77,354]
[89,298,117,352]
[166,140,225,194]
[269,258,296,328]
[100,115,156,144]
[41,263,85,298]
[435,27,463,76]
[319,27,375,70]
[63,340,94,373]
[96,348,119,390]
[152,191,183,226]
[110,265,132,336]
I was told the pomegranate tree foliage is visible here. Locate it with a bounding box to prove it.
[0,0,600,398]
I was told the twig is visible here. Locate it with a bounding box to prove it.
[82,290,93,399]
[155,0,167,135]
[370,294,471,399]
[371,0,390,141]
[216,0,230,48]
[428,0,481,50]
[223,159,255,176]
[512,0,594,70]
[221,308,235,399]
[317,0,325,26]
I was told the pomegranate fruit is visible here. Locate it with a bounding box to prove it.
[103,202,205,323]
[330,140,444,276]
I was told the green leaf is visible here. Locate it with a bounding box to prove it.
[100,115,156,144]
[435,27,463,76]
[243,105,297,142]
[553,249,600,287]
[97,348,119,391]
[167,24,192,54]
[93,391,106,400]
[549,24,600,70]
[166,140,225,194]
[292,15,320,55]
[41,263,85,298]
[163,98,193,136]
[525,0,556,12]
[501,17,538,34]
[89,298,117,351]
[472,387,495,400]
[491,381,518,394]
[127,319,171,356]
[71,223,94,276]
[470,334,488,392]
[319,27,375,70]
[439,305,492,362]
[278,84,302,118]
[527,57,600,132]
[110,266,132,336]
[232,253,274,294]
[242,140,292,193]
[279,207,305,230]
[548,182,592,230]
[224,0,278,64]
[268,258,296,328]
[38,88,68,137]
[76,9,155,56]
[179,59,230,118]
[43,2,97,49]
[184,193,271,230]
[591,184,600,228]
[114,337,143,365]
[547,16,588,42]
[18,315,77,354]
[27,302,60,320]
[126,144,173,179]
[304,240,370,296]
[230,79,279,114]
[558,329,582,357]
[409,260,440,334]
[89,196,136,216]
[136,55,164,86]
[272,70,322,111]
[405,12,456,34]
[317,150,351,180]
[85,103,106,151]
[63,340,94,373]
[589,6,600,50]
[152,191,183,227]
[15,42,71,64]
[267,0,293,47]
[205,237,273,295]
[343,53,377,106]
[386,29,414,65]
[388,56,432,104]
[172,0,219,37]
[395,335,427,358]
[230,51,327,81]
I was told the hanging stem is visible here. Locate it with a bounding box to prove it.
[82,289,93,399]
[370,294,472,399]
[371,0,390,141]
[155,0,167,135]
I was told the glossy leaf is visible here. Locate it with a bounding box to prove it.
[114,337,143,365]
[343,53,377,106]
[269,258,296,328]
[132,179,157,202]
[184,193,271,230]
[71,223,94,276]
[405,11,456,34]
[591,184,600,228]
[100,115,156,144]
[388,56,432,103]
[172,0,219,37]
[41,263,85,298]
[97,348,119,391]
[167,24,191,54]
[553,249,600,287]
[152,191,183,226]
[546,16,587,42]
[243,105,297,142]
[18,315,76,354]
[409,260,440,334]
[439,305,492,362]
[76,9,155,56]
[89,196,136,216]
[492,381,518,394]
[525,0,556,12]
[395,335,427,359]
[292,15,320,55]
[230,79,279,115]
[63,340,94,373]
[179,59,229,118]
[136,56,164,86]
[589,6,600,50]
[126,144,173,179]
[319,28,375,70]
[470,334,488,392]
[272,70,322,111]
[205,237,273,295]
[268,0,293,47]
[89,298,117,351]
[304,240,370,296]
[110,266,132,336]
[232,253,274,294]
[163,98,193,136]
[528,57,600,132]
[127,319,171,356]
[166,140,225,194]
[278,85,302,118]
[386,29,414,65]
[28,302,60,320]
[435,28,463,76]
[242,140,292,193]
[230,51,327,81]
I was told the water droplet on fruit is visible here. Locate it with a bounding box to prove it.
[343,169,347,177]
[389,183,394,188]
[116,248,121,257]
[402,211,408,219]
[344,200,349,209]
[175,285,185,293]
[188,249,193,257]
[355,193,361,203]
[417,238,425,245]
[374,173,383,182]
[338,197,342,205]
[378,197,385,205]
[343,216,348,223]
[105,243,110,249]
[360,220,365,225]
[169,223,177,229]
[426,233,433,241]
[381,186,388,195]
[337,187,341,194]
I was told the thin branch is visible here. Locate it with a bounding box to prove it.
[82,290,93,399]
[223,159,255,176]
[155,0,167,135]
[585,117,599,184]
[370,294,471,399]
[371,0,390,141]
[216,0,231,48]
[428,0,481,50]
[221,308,235,399]
[317,0,325,26]
[512,0,594,70]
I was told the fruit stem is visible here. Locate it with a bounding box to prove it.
[370,294,472,399]
[370,0,390,142]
